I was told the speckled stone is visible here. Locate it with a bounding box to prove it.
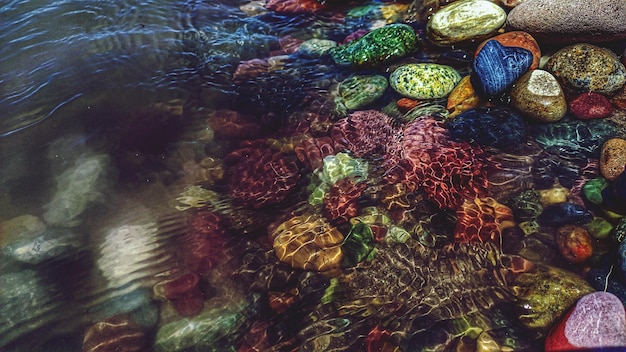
[545,292,626,351]
[600,138,626,181]
[390,63,461,100]
[472,40,533,97]
[297,38,337,58]
[329,23,418,68]
[507,0,626,43]
[336,75,388,112]
[510,69,567,123]
[569,92,614,120]
[556,225,593,263]
[475,31,541,70]
[545,43,626,94]
[427,0,507,46]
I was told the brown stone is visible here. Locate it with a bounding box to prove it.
[600,138,626,181]
[510,69,567,122]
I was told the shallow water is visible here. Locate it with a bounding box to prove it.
[1,0,625,351]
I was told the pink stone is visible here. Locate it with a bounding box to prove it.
[545,291,626,351]
[569,92,613,120]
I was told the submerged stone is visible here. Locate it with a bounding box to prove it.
[475,31,541,70]
[583,177,609,205]
[427,0,506,46]
[569,92,614,120]
[472,40,533,97]
[446,75,481,118]
[555,225,593,263]
[336,75,388,112]
[600,138,626,181]
[536,202,594,227]
[298,38,337,58]
[446,106,526,149]
[390,63,461,100]
[329,23,417,68]
[510,69,567,123]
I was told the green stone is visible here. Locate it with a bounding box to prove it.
[298,38,337,58]
[308,152,369,205]
[329,23,418,68]
[509,190,543,222]
[336,75,388,112]
[614,217,626,243]
[341,221,377,267]
[584,217,613,239]
[514,264,594,333]
[390,63,461,100]
[427,0,506,46]
[583,177,609,205]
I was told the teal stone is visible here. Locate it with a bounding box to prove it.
[329,23,418,68]
[427,0,506,46]
[584,217,613,240]
[336,75,388,113]
[341,221,377,267]
[154,294,259,352]
[298,38,337,58]
[390,63,461,100]
[583,177,610,205]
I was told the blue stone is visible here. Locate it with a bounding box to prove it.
[445,107,527,149]
[471,40,533,97]
[536,202,594,227]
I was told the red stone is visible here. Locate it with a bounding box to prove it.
[555,225,593,263]
[545,292,626,351]
[397,97,420,113]
[365,325,398,352]
[323,177,367,225]
[569,92,613,120]
[182,210,226,274]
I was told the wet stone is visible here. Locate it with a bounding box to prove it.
[538,184,569,206]
[297,38,337,58]
[329,23,417,68]
[507,0,626,43]
[600,138,626,181]
[555,225,593,263]
[445,106,527,149]
[536,202,594,228]
[583,177,609,205]
[472,40,534,97]
[446,75,481,118]
[584,217,613,240]
[545,43,626,94]
[569,92,614,120]
[335,75,388,113]
[510,69,567,123]
[82,315,147,352]
[390,63,461,100]
[545,292,626,351]
[475,31,541,70]
[427,0,506,46]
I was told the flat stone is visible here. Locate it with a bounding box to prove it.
[390,63,461,100]
[427,0,506,46]
[545,43,626,94]
[510,69,567,123]
[545,292,626,351]
[507,0,626,43]
[600,138,626,181]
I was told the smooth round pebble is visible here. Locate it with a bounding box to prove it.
[569,92,613,120]
[582,177,609,205]
[545,292,626,351]
[539,184,569,206]
[475,31,541,70]
[510,69,567,123]
[546,43,626,94]
[336,75,388,111]
[600,138,626,181]
[556,225,593,263]
[507,0,626,43]
[390,63,461,100]
[298,38,337,58]
[427,0,506,46]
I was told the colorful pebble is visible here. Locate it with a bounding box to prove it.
[390,63,461,100]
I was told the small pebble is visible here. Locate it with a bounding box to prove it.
[555,225,593,263]
[569,92,613,120]
[390,63,461,100]
[510,69,567,123]
[600,138,626,181]
[545,292,626,351]
[427,0,506,46]
[546,43,626,94]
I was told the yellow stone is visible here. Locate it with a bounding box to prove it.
[446,75,481,117]
[539,184,569,206]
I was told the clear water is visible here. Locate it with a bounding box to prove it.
[1,0,622,351]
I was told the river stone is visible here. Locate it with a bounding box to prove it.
[545,292,626,351]
[569,92,614,120]
[329,23,417,68]
[475,31,541,70]
[298,38,337,58]
[472,40,533,97]
[510,69,567,123]
[507,0,626,43]
[583,177,609,205]
[545,43,626,94]
[536,202,594,227]
[336,75,388,112]
[427,0,506,46]
[600,138,626,181]
[390,63,461,100]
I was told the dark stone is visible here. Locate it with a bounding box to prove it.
[536,202,594,227]
[471,40,533,97]
[445,107,526,149]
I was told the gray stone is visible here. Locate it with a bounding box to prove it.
[507,0,626,43]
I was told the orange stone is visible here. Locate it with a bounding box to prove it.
[600,138,626,181]
[556,225,593,263]
[397,97,420,113]
[446,75,481,117]
[475,31,541,70]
